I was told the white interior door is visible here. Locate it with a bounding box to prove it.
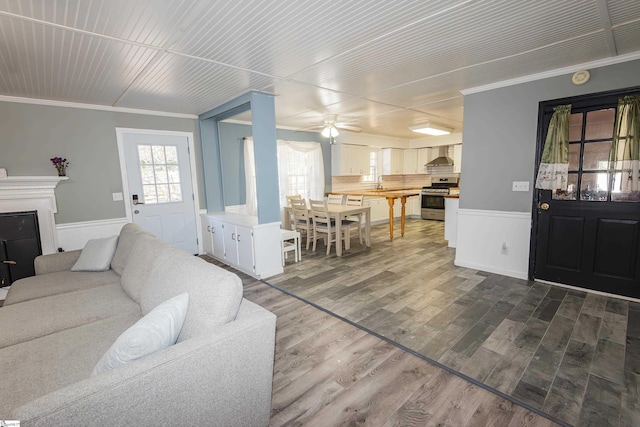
[119,131,198,254]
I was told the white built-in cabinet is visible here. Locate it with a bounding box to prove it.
[200,212,282,279]
[331,144,371,175]
[382,148,404,175]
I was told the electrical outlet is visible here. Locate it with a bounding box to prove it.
[501,241,508,255]
[512,181,529,192]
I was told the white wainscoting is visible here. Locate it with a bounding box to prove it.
[455,208,532,280]
[56,218,129,251]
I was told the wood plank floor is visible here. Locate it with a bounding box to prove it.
[207,258,560,427]
[242,218,639,427]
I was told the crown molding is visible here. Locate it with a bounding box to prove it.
[0,95,198,119]
[460,51,640,95]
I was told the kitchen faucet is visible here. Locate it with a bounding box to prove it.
[376,176,383,190]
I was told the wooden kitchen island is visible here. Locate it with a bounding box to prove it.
[329,189,421,240]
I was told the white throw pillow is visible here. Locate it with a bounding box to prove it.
[92,293,189,375]
[71,235,119,272]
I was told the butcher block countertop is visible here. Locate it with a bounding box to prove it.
[328,188,421,198]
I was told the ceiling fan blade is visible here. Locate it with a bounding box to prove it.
[336,123,362,132]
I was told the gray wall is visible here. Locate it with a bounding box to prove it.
[461,59,640,212]
[217,122,331,207]
[0,102,198,223]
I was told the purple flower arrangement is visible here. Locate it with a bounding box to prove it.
[50,157,69,176]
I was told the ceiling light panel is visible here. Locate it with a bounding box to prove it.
[0,15,158,104]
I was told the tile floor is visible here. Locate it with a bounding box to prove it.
[266,219,640,426]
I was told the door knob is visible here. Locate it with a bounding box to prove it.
[540,202,550,210]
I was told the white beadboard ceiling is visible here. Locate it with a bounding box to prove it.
[1,0,640,138]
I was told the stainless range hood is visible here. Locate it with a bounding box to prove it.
[425,146,453,166]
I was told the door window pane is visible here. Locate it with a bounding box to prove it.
[554,173,578,200]
[569,113,583,142]
[580,172,608,201]
[585,109,615,140]
[568,143,580,171]
[138,145,183,204]
[583,141,612,171]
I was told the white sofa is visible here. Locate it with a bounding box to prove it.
[0,223,276,427]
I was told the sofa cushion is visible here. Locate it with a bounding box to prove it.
[119,234,167,303]
[72,236,119,272]
[3,269,120,305]
[111,223,153,276]
[0,284,141,349]
[92,293,189,375]
[0,312,142,418]
[140,246,243,342]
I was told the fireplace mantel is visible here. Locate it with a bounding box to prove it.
[0,176,68,254]
[0,176,68,190]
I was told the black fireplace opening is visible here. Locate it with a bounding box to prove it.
[0,211,42,287]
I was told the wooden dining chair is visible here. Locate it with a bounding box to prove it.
[345,194,365,244]
[309,199,349,255]
[290,198,313,250]
[327,194,344,205]
[285,194,303,229]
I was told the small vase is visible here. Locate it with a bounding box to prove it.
[57,170,66,177]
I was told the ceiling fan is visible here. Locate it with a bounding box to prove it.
[313,114,362,139]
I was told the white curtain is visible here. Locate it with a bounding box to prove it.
[244,138,325,217]
[243,137,258,216]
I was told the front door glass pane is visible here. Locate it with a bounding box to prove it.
[583,141,612,171]
[568,143,580,171]
[569,112,583,141]
[580,172,608,201]
[138,145,183,204]
[585,109,616,140]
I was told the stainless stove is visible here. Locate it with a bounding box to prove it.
[421,177,459,220]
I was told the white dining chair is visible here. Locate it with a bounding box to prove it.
[327,194,344,205]
[290,198,313,250]
[344,194,365,244]
[309,199,349,255]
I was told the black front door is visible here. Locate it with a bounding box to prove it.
[532,89,640,298]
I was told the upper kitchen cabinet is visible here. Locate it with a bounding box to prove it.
[452,144,462,174]
[382,148,404,175]
[403,149,418,174]
[331,144,371,176]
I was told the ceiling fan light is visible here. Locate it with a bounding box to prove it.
[321,125,339,138]
[410,123,453,136]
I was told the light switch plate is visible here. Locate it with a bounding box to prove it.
[112,192,123,201]
[512,181,529,192]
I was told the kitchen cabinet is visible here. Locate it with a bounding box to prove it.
[403,149,418,174]
[453,144,462,174]
[205,212,282,279]
[363,197,388,222]
[382,148,404,175]
[331,144,370,175]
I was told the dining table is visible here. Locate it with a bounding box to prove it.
[328,189,421,240]
[284,204,371,256]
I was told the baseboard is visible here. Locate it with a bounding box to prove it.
[56,218,129,251]
[455,259,528,280]
[455,208,531,281]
